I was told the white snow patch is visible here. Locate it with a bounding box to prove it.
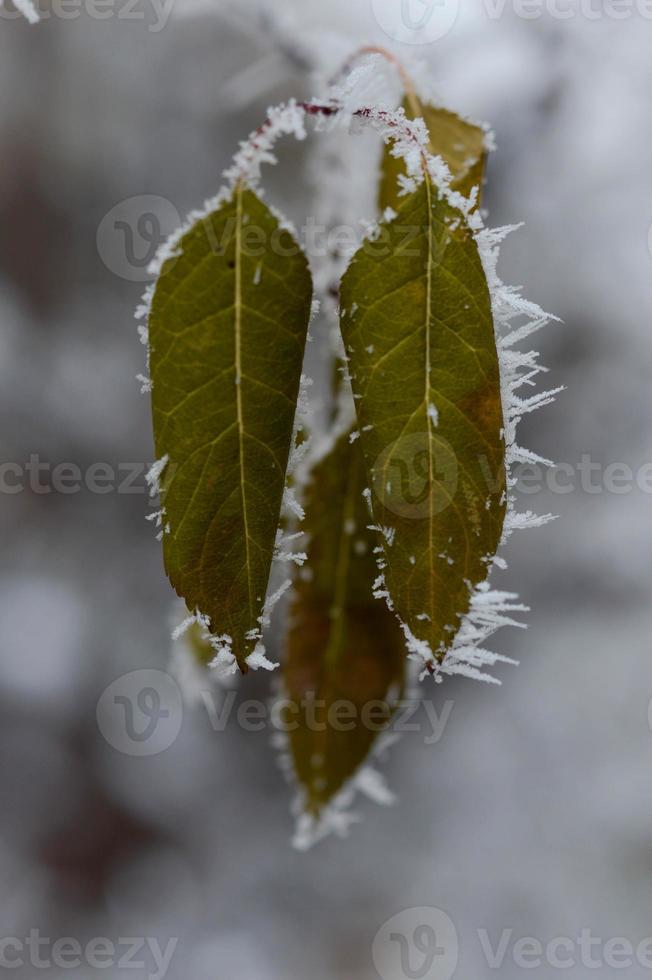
[246,648,279,671]
[145,454,169,498]
[10,0,39,22]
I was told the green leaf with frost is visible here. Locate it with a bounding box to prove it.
[380,97,487,213]
[283,428,405,815]
[340,177,506,666]
[149,185,313,670]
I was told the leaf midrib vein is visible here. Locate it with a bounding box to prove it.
[235,185,256,625]
[323,447,360,672]
[424,174,436,627]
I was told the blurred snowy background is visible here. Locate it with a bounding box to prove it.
[1,0,652,977]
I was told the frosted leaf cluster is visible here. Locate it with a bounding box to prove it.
[132,50,559,846]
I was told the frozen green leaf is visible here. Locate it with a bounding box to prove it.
[340,177,506,666]
[149,185,313,670]
[283,429,405,815]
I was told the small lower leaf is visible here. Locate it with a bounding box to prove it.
[149,185,313,669]
[283,429,405,815]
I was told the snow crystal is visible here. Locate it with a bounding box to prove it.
[282,486,305,521]
[145,508,169,541]
[11,0,39,23]
[210,644,239,680]
[223,99,307,189]
[167,607,230,706]
[274,529,308,567]
[169,611,238,692]
[145,454,169,498]
[368,524,395,548]
[246,648,279,671]
[260,578,293,627]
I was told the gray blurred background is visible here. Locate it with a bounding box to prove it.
[1,1,651,977]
